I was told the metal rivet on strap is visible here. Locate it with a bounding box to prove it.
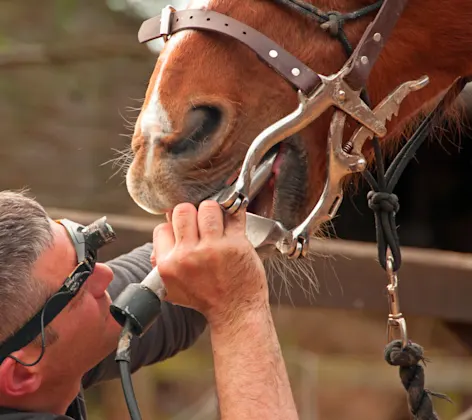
[291,68,301,76]
[269,50,278,58]
[360,56,369,65]
[373,32,382,42]
[337,90,346,102]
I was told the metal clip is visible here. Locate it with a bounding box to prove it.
[385,252,408,349]
[160,5,176,42]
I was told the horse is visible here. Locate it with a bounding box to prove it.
[121,1,472,418]
[125,0,472,228]
[123,0,472,310]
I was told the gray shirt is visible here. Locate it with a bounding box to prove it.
[0,243,208,419]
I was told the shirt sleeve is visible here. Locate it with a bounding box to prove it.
[81,242,207,389]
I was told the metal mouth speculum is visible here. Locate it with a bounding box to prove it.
[216,74,429,259]
[217,66,389,215]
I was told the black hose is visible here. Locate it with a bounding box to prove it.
[118,360,141,420]
[115,319,142,420]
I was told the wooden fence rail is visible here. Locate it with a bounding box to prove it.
[0,37,151,69]
[45,206,472,323]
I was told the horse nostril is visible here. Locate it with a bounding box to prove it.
[166,105,222,155]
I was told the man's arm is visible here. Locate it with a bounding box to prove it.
[154,201,299,420]
[81,243,207,389]
[210,302,298,419]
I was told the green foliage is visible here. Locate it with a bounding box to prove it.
[0,33,8,50]
[53,0,78,30]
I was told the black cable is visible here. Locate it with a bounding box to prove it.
[8,291,71,367]
[115,319,142,420]
[118,362,142,420]
[0,263,94,365]
[110,276,165,420]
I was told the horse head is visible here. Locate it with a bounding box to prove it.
[125,0,472,259]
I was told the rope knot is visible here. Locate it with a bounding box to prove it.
[367,191,399,214]
[384,340,451,419]
[320,12,343,37]
[384,340,425,367]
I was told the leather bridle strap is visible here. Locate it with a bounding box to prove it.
[345,0,409,91]
[137,0,409,95]
[138,9,322,95]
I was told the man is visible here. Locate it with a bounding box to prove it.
[153,200,299,420]
[0,190,298,419]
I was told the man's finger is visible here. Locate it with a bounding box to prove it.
[153,223,176,260]
[172,203,199,246]
[198,200,224,240]
[150,249,156,267]
[223,207,247,238]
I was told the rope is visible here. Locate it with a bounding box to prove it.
[271,0,383,56]
[360,79,469,419]
[385,340,452,420]
[272,0,384,24]
[270,1,471,418]
[362,76,470,272]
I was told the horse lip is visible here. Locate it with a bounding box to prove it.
[233,137,307,224]
[273,137,308,230]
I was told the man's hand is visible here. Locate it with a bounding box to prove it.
[152,200,299,419]
[151,200,268,324]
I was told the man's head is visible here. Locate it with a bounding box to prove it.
[0,190,120,410]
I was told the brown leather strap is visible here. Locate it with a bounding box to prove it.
[344,0,409,91]
[138,9,322,95]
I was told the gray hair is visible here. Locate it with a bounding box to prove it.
[0,189,57,348]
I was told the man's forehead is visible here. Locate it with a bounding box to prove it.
[30,220,77,286]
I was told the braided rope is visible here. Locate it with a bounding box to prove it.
[385,340,452,419]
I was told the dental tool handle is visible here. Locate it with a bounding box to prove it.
[141,266,167,301]
[110,266,167,337]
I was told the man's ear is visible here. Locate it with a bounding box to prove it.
[0,353,42,397]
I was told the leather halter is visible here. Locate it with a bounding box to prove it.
[138,0,409,94]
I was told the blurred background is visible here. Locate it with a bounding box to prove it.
[1,1,472,419]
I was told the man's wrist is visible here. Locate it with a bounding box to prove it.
[206,297,271,337]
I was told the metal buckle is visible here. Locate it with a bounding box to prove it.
[385,251,408,349]
[160,5,176,42]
